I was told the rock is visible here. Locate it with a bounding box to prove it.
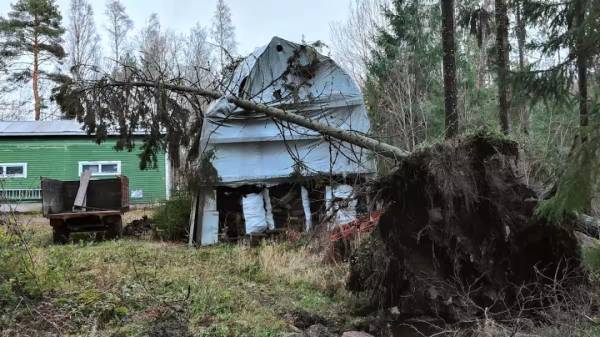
[284,309,328,329]
[303,324,334,337]
[342,331,375,337]
[575,230,600,249]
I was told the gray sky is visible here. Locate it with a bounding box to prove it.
[0,0,352,55]
[0,0,354,120]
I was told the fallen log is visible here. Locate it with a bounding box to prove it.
[90,81,410,160]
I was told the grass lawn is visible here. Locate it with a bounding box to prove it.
[0,222,354,337]
[3,213,600,337]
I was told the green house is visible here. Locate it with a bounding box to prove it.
[0,120,171,209]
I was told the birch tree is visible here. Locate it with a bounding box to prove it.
[329,0,389,85]
[66,0,100,80]
[185,23,213,86]
[211,0,237,70]
[104,0,132,68]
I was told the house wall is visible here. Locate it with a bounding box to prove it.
[0,137,167,204]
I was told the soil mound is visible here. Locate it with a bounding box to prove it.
[348,134,581,321]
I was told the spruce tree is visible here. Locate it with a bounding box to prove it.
[495,0,510,134]
[518,0,600,220]
[0,0,66,120]
[441,0,458,138]
[365,0,444,151]
[518,0,599,126]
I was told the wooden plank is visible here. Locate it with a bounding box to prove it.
[188,193,199,246]
[73,170,92,210]
[47,210,121,220]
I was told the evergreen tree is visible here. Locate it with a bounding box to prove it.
[518,0,600,220]
[0,0,66,120]
[495,0,510,134]
[518,0,599,125]
[365,0,443,153]
[441,0,458,138]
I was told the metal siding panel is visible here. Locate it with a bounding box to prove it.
[0,138,166,204]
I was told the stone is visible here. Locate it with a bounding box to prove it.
[341,331,375,337]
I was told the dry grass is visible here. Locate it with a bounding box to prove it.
[0,222,352,337]
[258,242,347,294]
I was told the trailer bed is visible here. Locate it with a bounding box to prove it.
[47,210,122,220]
[41,176,129,243]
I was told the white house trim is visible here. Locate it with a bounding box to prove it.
[165,151,172,200]
[78,161,122,176]
[0,163,27,178]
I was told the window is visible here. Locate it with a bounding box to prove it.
[78,161,121,176]
[0,163,27,178]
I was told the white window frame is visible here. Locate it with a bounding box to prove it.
[0,163,28,178]
[78,161,122,177]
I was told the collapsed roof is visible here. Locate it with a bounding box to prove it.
[200,36,376,186]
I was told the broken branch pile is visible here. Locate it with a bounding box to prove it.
[348,134,582,322]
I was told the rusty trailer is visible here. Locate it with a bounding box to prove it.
[41,175,129,243]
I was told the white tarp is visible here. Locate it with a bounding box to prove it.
[242,193,268,234]
[199,37,376,186]
[326,184,357,227]
[242,189,275,234]
[301,186,312,231]
[261,188,275,230]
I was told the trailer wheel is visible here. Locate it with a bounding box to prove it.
[51,219,69,244]
[104,215,123,240]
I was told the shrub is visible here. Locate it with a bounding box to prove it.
[152,192,192,241]
[583,243,600,286]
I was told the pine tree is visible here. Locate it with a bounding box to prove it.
[0,0,66,120]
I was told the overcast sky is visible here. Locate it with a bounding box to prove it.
[0,0,352,55]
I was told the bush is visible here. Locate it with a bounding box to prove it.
[152,192,192,241]
[583,243,600,286]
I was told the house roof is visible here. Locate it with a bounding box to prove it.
[0,120,147,137]
[201,37,375,185]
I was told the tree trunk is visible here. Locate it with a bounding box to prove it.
[496,0,510,134]
[33,32,41,120]
[441,0,458,139]
[476,0,492,91]
[104,81,411,160]
[515,1,529,134]
[575,0,588,128]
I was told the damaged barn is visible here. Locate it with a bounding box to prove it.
[188,37,376,245]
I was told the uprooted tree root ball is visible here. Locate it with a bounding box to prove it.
[348,133,583,322]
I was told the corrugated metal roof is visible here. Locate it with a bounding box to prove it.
[0,120,147,137]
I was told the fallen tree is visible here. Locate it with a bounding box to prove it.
[56,80,410,161]
[59,76,591,328]
[347,133,583,322]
